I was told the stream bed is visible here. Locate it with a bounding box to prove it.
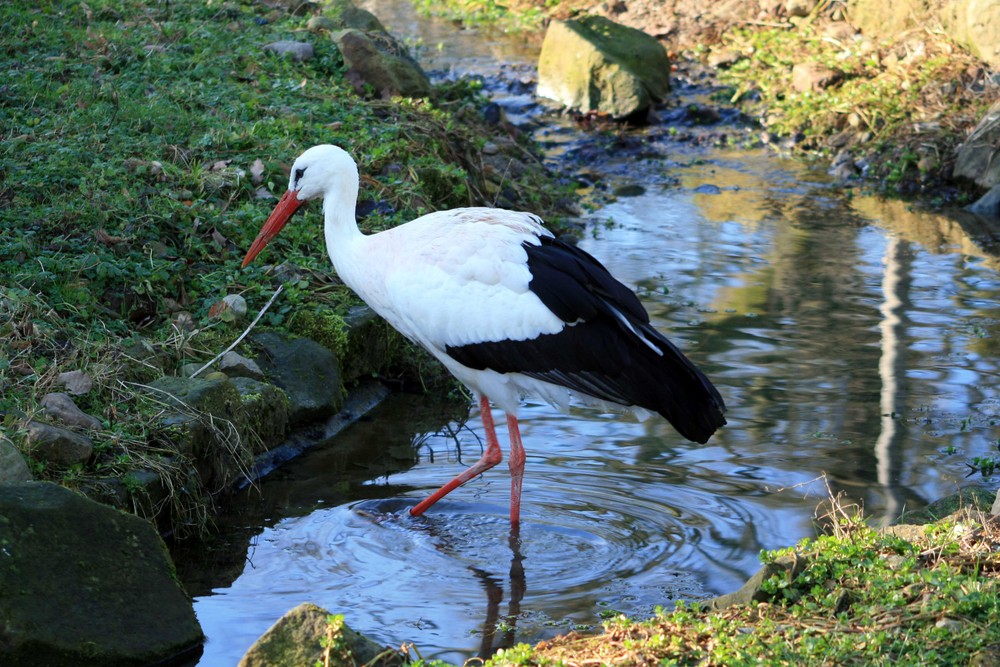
[172,3,1000,664]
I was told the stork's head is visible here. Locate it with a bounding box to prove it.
[241,144,358,268]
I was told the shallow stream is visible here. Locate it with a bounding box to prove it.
[174,4,1000,664]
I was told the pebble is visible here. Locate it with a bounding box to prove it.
[56,370,93,396]
[263,40,315,62]
[40,393,102,430]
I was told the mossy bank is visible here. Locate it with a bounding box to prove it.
[0,0,570,536]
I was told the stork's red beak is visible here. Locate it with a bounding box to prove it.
[241,189,305,268]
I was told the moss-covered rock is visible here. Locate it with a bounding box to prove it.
[289,304,405,384]
[537,15,670,119]
[895,486,996,525]
[308,0,386,32]
[231,376,291,452]
[145,375,258,498]
[239,603,404,667]
[332,28,432,98]
[0,481,203,666]
[251,332,344,425]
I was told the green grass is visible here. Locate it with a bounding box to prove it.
[0,0,563,531]
[475,502,1000,666]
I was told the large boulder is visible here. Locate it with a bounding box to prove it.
[537,16,671,120]
[0,482,203,666]
[954,99,1000,189]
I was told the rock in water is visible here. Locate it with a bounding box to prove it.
[537,16,670,120]
[239,603,404,667]
[0,482,203,666]
[955,99,1000,189]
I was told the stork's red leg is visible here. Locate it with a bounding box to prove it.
[506,414,524,525]
[410,394,503,517]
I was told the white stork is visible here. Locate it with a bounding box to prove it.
[241,144,726,525]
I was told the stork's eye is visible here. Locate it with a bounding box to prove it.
[294,167,306,186]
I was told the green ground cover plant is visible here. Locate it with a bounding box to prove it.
[0,0,560,531]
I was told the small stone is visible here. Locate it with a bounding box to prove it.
[791,62,843,92]
[784,0,814,17]
[482,142,500,156]
[26,421,94,465]
[180,363,204,378]
[935,617,963,631]
[220,351,265,380]
[173,312,196,332]
[223,294,248,318]
[263,40,315,62]
[40,393,103,430]
[707,49,740,68]
[203,371,230,382]
[613,184,646,197]
[56,370,93,396]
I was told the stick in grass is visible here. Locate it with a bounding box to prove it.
[191,285,284,378]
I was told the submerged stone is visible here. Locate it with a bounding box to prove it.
[0,482,203,666]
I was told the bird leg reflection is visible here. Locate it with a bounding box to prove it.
[474,525,527,659]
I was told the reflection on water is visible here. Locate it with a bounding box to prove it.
[177,4,1000,665]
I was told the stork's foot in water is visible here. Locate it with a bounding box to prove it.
[410,395,525,524]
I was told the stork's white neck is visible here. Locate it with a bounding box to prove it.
[320,170,371,296]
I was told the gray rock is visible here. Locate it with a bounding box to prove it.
[307,0,386,32]
[0,437,32,483]
[263,40,315,62]
[40,392,102,430]
[222,293,248,318]
[954,99,1000,189]
[56,370,93,395]
[0,482,203,666]
[25,421,93,465]
[333,29,431,98]
[707,48,741,68]
[967,183,1000,217]
[705,554,808,610]
[239,603,403,667]
[220,351,265,380]
[537,16,671,119]
[252,332,343,426]
[179,362,203,378]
